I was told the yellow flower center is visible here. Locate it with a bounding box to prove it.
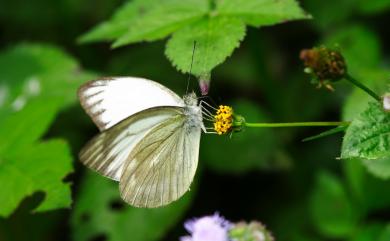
[213,105,233,135]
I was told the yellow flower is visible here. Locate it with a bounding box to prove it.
[213,105,233,135]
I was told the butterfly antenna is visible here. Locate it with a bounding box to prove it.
[186,41,197,94]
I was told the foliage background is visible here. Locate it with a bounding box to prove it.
[0,0,389,241]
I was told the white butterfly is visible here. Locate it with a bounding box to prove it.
[78,77,208,208]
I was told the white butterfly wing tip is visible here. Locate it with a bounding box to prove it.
[78,77,185,130]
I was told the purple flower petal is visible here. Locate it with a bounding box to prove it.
[181,213,230,241]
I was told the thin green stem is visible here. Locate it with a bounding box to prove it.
[243,121,350,128]
[345,74,381,101]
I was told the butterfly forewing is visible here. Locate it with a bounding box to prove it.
[79,107,184,181]
[78,77,184,130]
[119,110,201,207]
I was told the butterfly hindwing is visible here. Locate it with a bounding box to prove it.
[79,107,184,181]
[119,111,201,207]
[78,77,184,130]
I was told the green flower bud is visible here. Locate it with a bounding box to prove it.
[229,221,274,241]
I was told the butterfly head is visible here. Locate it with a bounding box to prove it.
[183,92,198,106]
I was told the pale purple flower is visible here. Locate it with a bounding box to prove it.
[180,213,231,241]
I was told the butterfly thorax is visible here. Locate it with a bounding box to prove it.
[183,93,203,132]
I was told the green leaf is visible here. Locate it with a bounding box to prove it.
[0,44,95,109]
[310,172,357,238]
[166,16,246,76]
[216,0,310,27]
[342,102,390,160]
[79,0,157,43]
[71,172,195,241]
[202,100,283,173]
[112,0,209,47]
[0,44,96,217]
[0,140,73,217]
[80,0,309,77]
[0,98,62,154]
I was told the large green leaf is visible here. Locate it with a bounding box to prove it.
[80,0,308,76]
[0,98,62,154]
[166,16,246,76]
[342,102,390,160]
[310,172,357,238]
[112,0,209,47]
[71,172,195,241]
[216,0,310,27]
[0,44,95,109]
[0,44,96,217]
[0,140,72,217]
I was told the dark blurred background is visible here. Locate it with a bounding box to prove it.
[0,0,390,241]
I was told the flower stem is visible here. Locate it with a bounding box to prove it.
[345,74,381,101]
[244,121,350,128]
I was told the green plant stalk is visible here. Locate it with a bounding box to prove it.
[243,121,350,128]
[345,74,381,101]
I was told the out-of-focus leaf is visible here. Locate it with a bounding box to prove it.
[166,16,246,76]
[0,44,96,217]
[0,140,72,217]
[342,69,389,121]
[303,0,355,30]
[202,100,281,173]
[216,0,310,27]
[358,0,390,14]
[341,102,390,160]
[112,0,209,47]
[362,157,390,180]
[310,172,357,238]
[379,225,390,241]
[344,158,390,213]
[0,98,62,154]
[350,223,387,241]
[0,44,96,109]
[71,171,195,241]
[325,25,382,74]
